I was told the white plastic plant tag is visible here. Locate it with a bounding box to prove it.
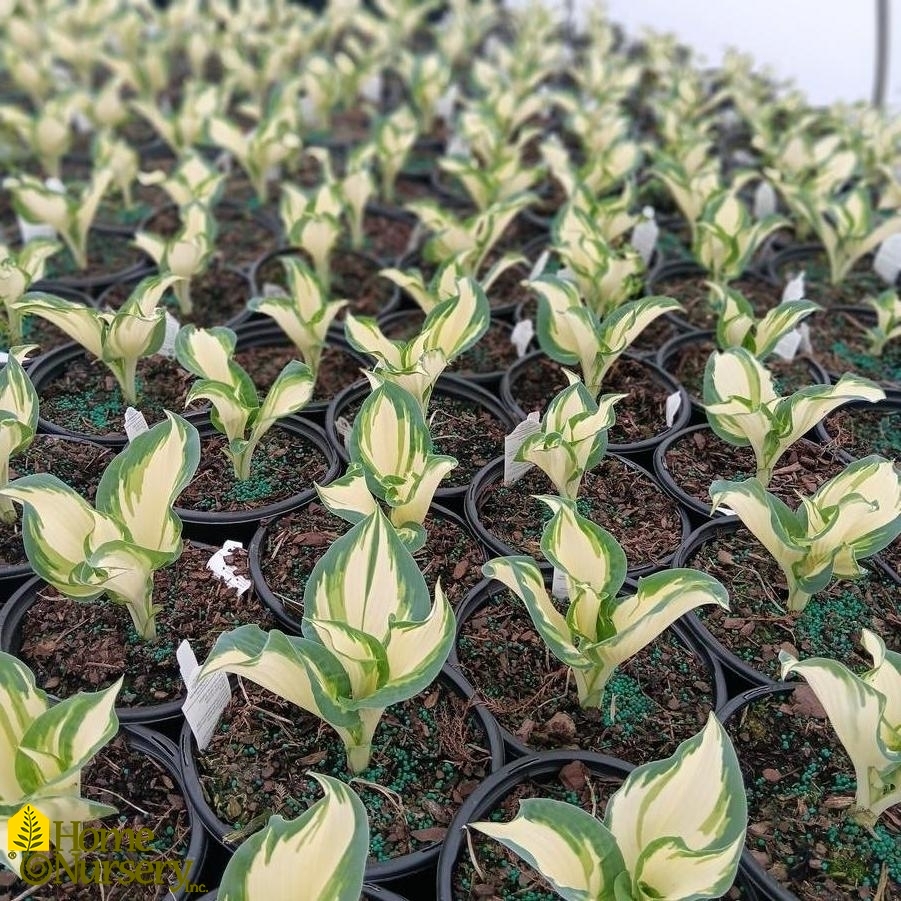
[262,282,284,298]
[404,222,424,258]
[0,352,8,364]
[797,321,813,354]
[207,540,252,596]
[551,566,568,599]
[334,415,353,450]
[771,328,803,362]
[665,391,682,428]
[157,311,181,358]
[177,640,231,751]
[359,72,383,104]
[213,150,233,174]
[17,216,56,243]
[528,249,550,280]
[510,319,534,358]
[72,110,94,134]
[753,182,777,220]
[782,271,806,303]
[716,505,737,517]
[630,207,658,265]
[445,133,469,158]
[873,233,901,284]
[504,412,541,484]
[435,85,458,122]
[124,407,150,441]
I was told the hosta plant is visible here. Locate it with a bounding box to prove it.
[470,714,746,901]
[13,274,180,405]
[217,775,368,901]
[92,131,139,211]
[0,654,121,877]
[175,325,315,481]
[703,347,885,486]
[316,380,456,549]
[515,374,624,501]
[483,496,729,707]
[3,171,114,270]
[131,82,225,155]
[137,152,226,210]
[371,105,419,203]
[779,629,901,825]
[531,274,681,397]
[710,455,901,611]
[0,347,38,524]
[279,178,343,289]
[541,130,642,200]
[863,289,901,356]
[0,239,61,345]
[340,147,376,251]
[133,203,217,316]
[0,412,200,640]
[0,95,76,178]
[198,505,455,773]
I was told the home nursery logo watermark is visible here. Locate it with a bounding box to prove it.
[5,804,206,892]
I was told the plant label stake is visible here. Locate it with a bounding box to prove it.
[753,181,777,220]
[510,319,534,358]
[551,566,568,599]
[206,540,252,596]
[665,391,682,427]
[782,271,806,303]
[772,328,803,362]
[177,640,231,751]
[157,311,181,358]
[873,233,901,284]
[630,207,658,265]
[504,411,541,484]
[123,406,150,441]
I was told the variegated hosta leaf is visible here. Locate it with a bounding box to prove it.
[11,290,106,359]
[218,775,369,901]
[780,631,901,820]
[418,276,490,362]
[175,323,245,386]
[186,380,253,445]
[605,714,747,901]
[315,464,379,525]
[751,299,820,358]
[343,312,405,368]
[471,797,626,901]
[0,350,38,457]
[280,256,348,328]
[250,360,314,440]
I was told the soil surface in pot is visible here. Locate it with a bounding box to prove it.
[728,689,900,900]
[15,542,274,707]
[39,229,146,283]
[234,342,363,403]
[649,274,778,331]
[196,678,494,861]
[0,733,194,901]
[36,355,194,437]
[661,432,848,511]
[451,759,746,901]
[685,525,900,681]
[772,249,886,308]
[344,208,417,263]
[99,260,251,329]
[254,249,395,319]
[338,392,509,489]
[474,460,683,570]
[507,355,675,445]
[806,308,901,391]
[257,503,485,620]
[0,435,114,566]
[142,204,280,270]
[819,405,901,461]
[455,588,717,762]
[176,427,329,513]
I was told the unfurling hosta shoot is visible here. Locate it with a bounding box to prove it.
[470,714,747,901]
[703,348,885,487]
[137,152,226,210]
[531,274,681,397]
[0,347,39,524]
[247,256,347,379]
[515,373,624,501]
[0,239,61,345]
[217,775,369,901]
[710,455,901,612]
[780,630,901,825]
[131,82,225,155]
[279,178,343,289]
[175,325,314,481]
[199,506,455,774]
[0,412,200,640]
[316,381,457,549]
[863,289,901,357]
[483,497,729,707]
[372,106,419,203]
[0,654,122,878]
[12,274,181,405]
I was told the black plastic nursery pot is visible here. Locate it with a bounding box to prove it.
[196,886,410,901]
[813,396,901,465]
[325,373,519,502]
[178,665,505,890]
[248,500,487,634]
[672,517,901,695]
[447,577,728,763]
[721,683,901,900]
[499,349,692,461]
[175,414,340,547]
[464,454,691,579]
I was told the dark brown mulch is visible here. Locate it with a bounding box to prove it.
[727,690,900,900]
[254,249,396,319]
[175,426,329,513]
[455,588,717,761]
[771,249,886,309]
[685,525,900,681]
[234,342,365,403]
[818,405,901,462]
[660,432,849,512]
[474,459,684,571]
[345,209,417,263]
[16,542,275,707]
[649,274,780,331]
[39,229,147,283]
[805,308,901,392]
[256,503,485,625]
[0,733,195,901]
[195,678,494,862]
[0,435,115,566]
[36,355,195,438]
[507,354,675,445]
